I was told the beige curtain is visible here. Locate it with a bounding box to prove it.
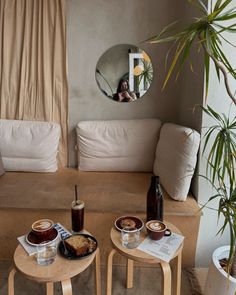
[0,0,68,166]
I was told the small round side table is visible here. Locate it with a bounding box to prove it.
[8,244,101,295]
[106,221,183,295]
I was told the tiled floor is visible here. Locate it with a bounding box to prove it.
[0,260,208,294]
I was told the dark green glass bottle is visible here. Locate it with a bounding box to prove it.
[146,176,163,222]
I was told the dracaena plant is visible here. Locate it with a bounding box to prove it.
[202,105,236,185]
[202,170,236,275]
[201,105,236,275]
[134,59,153,89]
[146,0,236,276]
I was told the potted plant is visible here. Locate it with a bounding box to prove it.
[201,106,236,294]
[145,0,236,293]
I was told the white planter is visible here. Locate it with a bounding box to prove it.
[205,246,236,295]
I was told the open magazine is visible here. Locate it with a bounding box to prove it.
[137,232,185,262]
[17,223,72,256]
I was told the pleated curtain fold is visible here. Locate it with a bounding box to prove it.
[0,0,68,167]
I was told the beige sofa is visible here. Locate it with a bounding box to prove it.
[0,118,201,266]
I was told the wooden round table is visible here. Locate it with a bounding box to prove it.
[106,221,183,295]
[8,244,101,295]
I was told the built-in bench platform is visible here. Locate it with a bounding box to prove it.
[0,169,201,266]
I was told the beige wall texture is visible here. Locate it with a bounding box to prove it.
[67,0,204,167]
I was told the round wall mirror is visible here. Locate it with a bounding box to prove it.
[95,44,153,102]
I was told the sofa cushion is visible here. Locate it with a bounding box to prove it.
[0,151,4,176]
[153,123,200,201]
[0,119,61,172]
[77,118,162,172]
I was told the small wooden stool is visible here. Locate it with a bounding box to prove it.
[8,244,101,295]
[106,221,183,295]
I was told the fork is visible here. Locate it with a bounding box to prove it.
[60,234,69,255]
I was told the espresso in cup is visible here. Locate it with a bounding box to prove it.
[146,220,171,240]
[31,219,54,242]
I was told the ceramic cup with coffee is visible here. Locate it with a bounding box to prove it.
[31,219,54,242]
[146,220,171,240]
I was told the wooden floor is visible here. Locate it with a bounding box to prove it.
[0,259,208,294]
[195,268,208,292]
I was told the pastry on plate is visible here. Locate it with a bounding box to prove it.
[64,235,96,256]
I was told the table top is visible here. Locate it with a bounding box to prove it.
[110,221,183,264]
[14,244,97,283]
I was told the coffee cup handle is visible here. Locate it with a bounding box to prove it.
[164,229,171,236]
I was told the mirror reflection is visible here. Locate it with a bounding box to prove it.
[95,44,153,102]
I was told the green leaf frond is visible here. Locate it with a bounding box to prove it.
[201,105,236,185]
[145,0,236,92]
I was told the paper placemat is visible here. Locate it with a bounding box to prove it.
[137,233,185,262]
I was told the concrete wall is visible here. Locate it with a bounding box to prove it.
[67,0,218,266]
[67,0,203,166]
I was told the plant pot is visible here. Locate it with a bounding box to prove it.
[205,246,236,295]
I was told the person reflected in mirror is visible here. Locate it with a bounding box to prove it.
[113,79,137,102]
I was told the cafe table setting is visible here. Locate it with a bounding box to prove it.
[8,188,101,295]
[107,215,184,295]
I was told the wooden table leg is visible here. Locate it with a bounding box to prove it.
[126,259,134,289]
[61,279,72,295]
[160,261,172,295]
[106,249,116,295]
[172,245,183,295]
[46,282,54,295]
[95,248,101,295]
[8,267,16,295]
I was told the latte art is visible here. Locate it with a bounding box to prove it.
[120,218,136,229]
[34,221,52,230]
[149,222,162,231]
[147,221,165,232]
[32,219,54,232]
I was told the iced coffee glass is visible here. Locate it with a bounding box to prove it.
[71,200,84,233]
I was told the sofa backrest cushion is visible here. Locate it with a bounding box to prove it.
[0,119,61,172]
[77,118,162,172]
[0,151,4,176]
[153,123,200,201]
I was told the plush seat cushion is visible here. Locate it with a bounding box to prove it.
[0,119,61,172]
[153,123,200,201]
[77,119,162,172]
